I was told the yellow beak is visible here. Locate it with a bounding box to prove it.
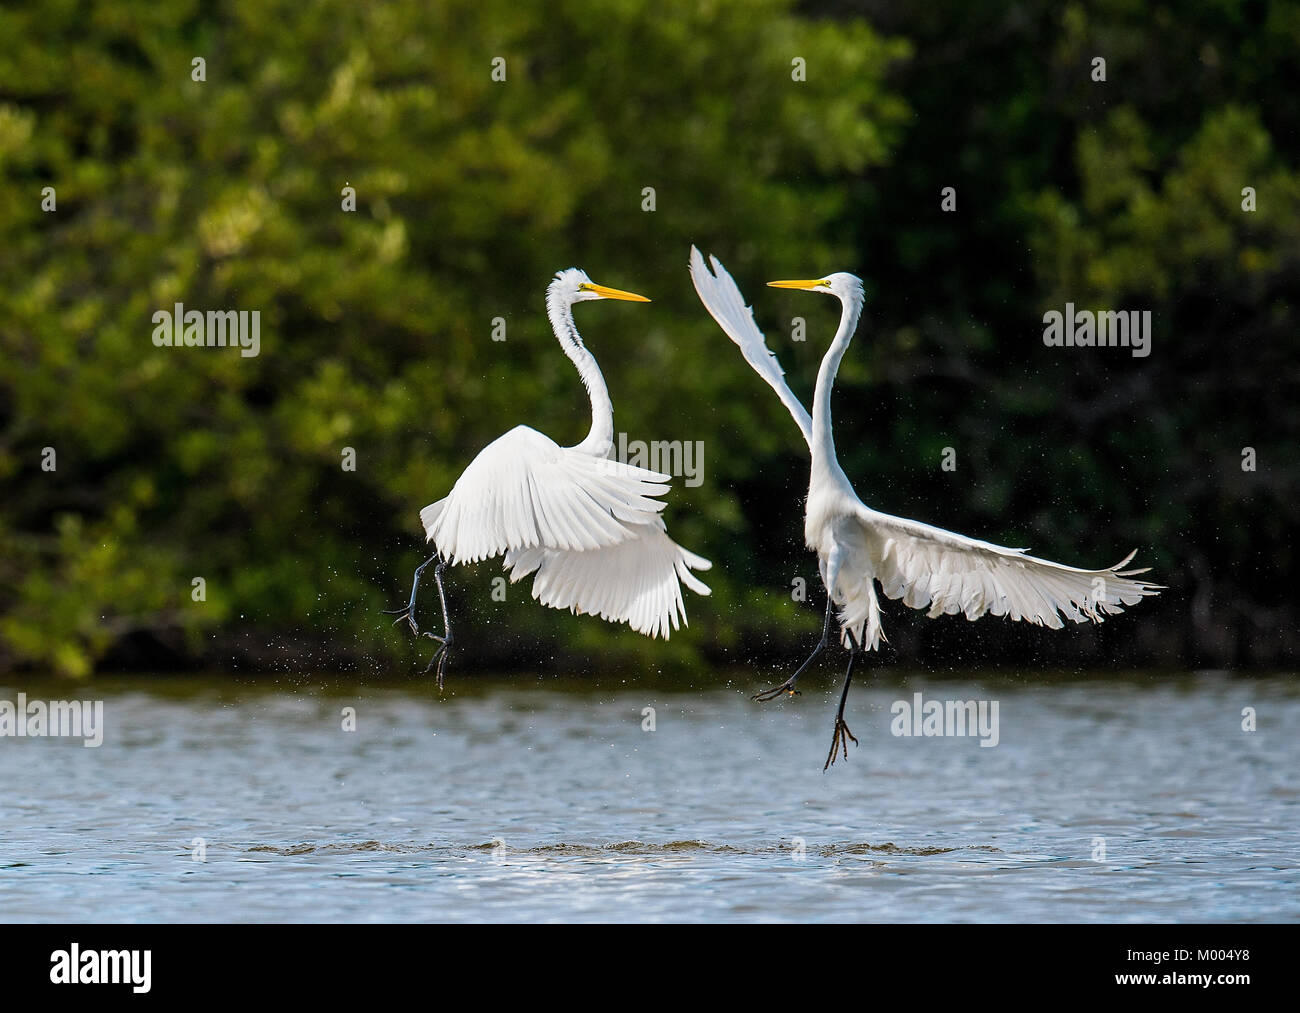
[767,279,827,290]
[583,283,651,302]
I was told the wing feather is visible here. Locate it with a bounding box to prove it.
[505,522,712,640]
[857,504,1161,628]
[689,247,814,449]
[423,426,670,564]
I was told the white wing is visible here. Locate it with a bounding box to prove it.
[422,425,670,564]
[854,504,1161,632]
[689,247,814,449]
[504,522,712,639]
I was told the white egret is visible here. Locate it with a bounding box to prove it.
[690,247,1160,769]
[390,268,711,686]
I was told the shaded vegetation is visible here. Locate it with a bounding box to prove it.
[0,0,1294,677]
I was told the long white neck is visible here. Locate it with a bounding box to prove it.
[810,289,865,478]
[547,286,613,457]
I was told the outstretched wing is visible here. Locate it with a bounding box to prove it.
[504,522,712,640]
[855,505,1161,628]
[689,246,814,449]
[422,425,670,564]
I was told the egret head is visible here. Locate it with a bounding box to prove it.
[551,268,650,305]
[767,272,864,303]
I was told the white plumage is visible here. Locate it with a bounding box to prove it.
[423,426,670,563]
[834,507,1155,649]
[504,527,712,640]
[418,269,710,642]
[689,250,815,445]
[690,247,1159,765]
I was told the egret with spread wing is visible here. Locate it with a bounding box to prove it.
[690,247,1159,769]
[390,269,711,686]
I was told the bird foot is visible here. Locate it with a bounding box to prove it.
[752,680,801,702]
[823,716,859,771]
[382,605,420,637]
[422,635,451,692]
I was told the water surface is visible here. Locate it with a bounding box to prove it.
[1,671,1295,922]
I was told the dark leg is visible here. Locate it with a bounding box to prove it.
[753,593,835,701]
[384,554,454,690]
[421,559,454,690]
[824,629,863,771]
[383,553,438,635]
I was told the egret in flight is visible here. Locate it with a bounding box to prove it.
[689,247,1159,769]
[390,269,711,686]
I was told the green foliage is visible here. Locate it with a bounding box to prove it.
[1,0,1296,676]
[0,0,907,675]
[830,0,1300,667]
